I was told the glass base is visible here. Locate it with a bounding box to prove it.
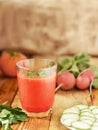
[23,108,52,118]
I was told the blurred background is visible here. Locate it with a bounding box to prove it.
[0,0,98,57]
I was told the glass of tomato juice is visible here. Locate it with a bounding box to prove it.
[16,58,57,117]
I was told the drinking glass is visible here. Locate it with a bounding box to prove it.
[16,58,57,117]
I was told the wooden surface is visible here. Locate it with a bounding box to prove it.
[0,58,98,130]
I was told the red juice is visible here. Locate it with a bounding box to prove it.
[17,69,56,113]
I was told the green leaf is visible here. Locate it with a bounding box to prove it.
[25,69,51,78]
[58,57,73,74]
[57,63,62,71]
[25,71,38,78]
[73,53,90,63]
[0,109,10,118]
[0,103,28,130]
[58,67,69,75]
[70,63,79,77]
[93,78,98,89]
[38,69,49,77]
[90,65,98,78]
[60,57,73,68]
[77,63,90,72]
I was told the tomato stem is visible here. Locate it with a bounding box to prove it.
[9,51,19,57]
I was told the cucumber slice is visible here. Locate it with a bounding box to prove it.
[76,105,88,110]
[72,121,90,130]
[60,105,98,130]
[92,121,98,126]
[81,111,94,118]
[92,108,98,114]
[67,126,77,130]
[62,113,79,120]
[63,106,79,114]
[95,114,98,119]
[61,118,77,126]
[80,115,95,122]
[80,119,93,125]
[90,106,98,110]
[81,108,91,113]
[92,126,98,130]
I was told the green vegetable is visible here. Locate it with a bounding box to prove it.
[0,103,28,130]
[92,78,98,89]
[61,105,98,130]
[90,65,98,78]
[25,69,51,78]
[58,53,90,77]
[57,53,98,89]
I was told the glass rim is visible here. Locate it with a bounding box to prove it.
[16,58,57,71]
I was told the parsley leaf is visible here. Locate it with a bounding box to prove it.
[0,103,28,130]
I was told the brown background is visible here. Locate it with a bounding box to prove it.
[0,0,98,56]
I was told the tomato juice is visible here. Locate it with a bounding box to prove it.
[16,59,57,113]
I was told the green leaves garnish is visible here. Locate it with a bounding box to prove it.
[25,69,51,78]
[0,103,28,130]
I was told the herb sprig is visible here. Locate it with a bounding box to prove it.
[0,103,28,130]
[25,69,51,78]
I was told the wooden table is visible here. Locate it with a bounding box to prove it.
[0,58,98,130]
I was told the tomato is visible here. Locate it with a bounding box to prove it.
[0,51,27,77]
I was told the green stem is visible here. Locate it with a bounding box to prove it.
[9,52,19,57]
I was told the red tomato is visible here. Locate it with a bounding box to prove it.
[0,51,27,77]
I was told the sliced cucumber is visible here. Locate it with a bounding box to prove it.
[60,105,98,130]
[63,106,79,114]
[72,121,90,130]
[95,114,98,119]
[67,126,77,130]
[91,126,98,130]
[81,111,94,118]
[80,119,93,125]
[62,113,79,120]
[90,106,98,110]
[93,122,98,127]
[81,108,91,113]
[61,113,79,126]
[92,108,98,114]
[61,118,77,126]
[76,105,88,110]
[80,115,95,122]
